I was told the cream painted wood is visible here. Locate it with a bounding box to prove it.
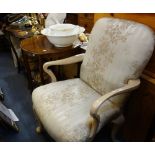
[43,53,84,82]
[88,79,140,140]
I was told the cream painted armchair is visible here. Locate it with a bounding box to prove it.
[32,18,155,141]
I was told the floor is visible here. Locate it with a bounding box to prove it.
[0,37,51,142]
[0,36,114,142]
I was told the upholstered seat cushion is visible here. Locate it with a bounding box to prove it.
[32,78,100,141]
[32,78,120,141]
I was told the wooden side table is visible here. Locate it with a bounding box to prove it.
[20,35,84,90]
[5,25,34,73]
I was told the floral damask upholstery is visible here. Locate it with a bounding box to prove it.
[32,18,154,141]
[80,18,154,100]
[80,18,154,104]
[33,78,121,141]
[33,79,100,141]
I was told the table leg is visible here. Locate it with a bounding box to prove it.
[8,34,21,73]
[38,56,45,85]
[22,50,33,90]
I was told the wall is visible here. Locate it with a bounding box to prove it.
[94,13,155,30]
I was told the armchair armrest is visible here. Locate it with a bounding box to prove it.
[88,79,140,141]
[43,54,84,82]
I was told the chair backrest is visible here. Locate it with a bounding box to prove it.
[80,18,155,95]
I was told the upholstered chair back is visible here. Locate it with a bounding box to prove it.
[80,18,154,95]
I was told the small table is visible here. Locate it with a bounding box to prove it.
[5,25,34,73]
[20,35,84,90]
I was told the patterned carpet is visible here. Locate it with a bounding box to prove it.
[0,40,51,141]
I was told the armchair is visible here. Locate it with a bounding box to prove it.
[32,18,155,141]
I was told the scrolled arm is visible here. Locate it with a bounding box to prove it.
[88,79,140,140]
[43,54,85,82]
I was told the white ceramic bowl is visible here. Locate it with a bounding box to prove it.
[49,23,76,36]
[47,35,78,47]
[41,25,85,47]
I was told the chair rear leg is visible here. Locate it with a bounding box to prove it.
[111,114,125,142]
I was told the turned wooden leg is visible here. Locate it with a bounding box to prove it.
[33,108,43,134]
[22,50,33,90]
[36,124,43,134]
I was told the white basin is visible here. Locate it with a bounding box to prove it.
[47,35,78,47]
[49,24,76,36]
[41,24,85,47]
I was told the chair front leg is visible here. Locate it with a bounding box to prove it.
[33,108,43,134]
[87,114,100,141]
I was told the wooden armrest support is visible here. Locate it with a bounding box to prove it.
[88,79,140,140]
[43,54,84,82]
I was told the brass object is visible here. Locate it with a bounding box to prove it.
[38,13,45,30]
[30,13,40,35]
[79,33,88,42]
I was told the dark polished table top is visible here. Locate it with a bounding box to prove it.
[20,35,76,56]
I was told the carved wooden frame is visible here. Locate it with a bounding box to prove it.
[43,53,85,82]
[88,79,140,140]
